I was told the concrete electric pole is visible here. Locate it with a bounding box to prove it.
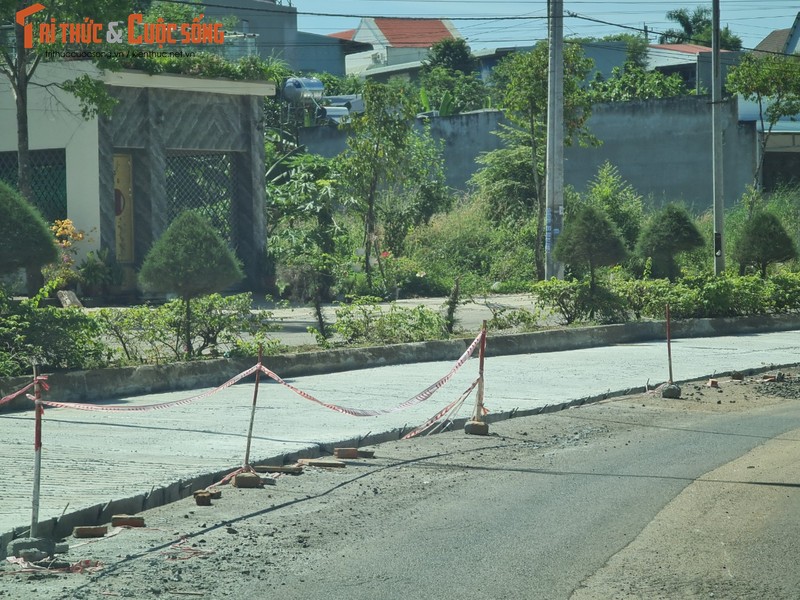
[545,0,564,280]
[712,0,725,274]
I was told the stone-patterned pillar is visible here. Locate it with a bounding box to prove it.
[135,88,168,266]
[231,95,266,290]
[97,116,116,256]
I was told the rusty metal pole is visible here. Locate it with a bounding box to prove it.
[475,321,487,419]
[31,364,43,538]
[666,303,674,384]
[243,345,263,467]
[465,322,489,435]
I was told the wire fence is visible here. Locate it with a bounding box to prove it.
[0,149,67,223]
[166,152,237,248]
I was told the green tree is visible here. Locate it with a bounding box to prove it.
[489,42,594,279]
[379,126,449,257]
[554,204,627,293]
[470,142,538,225]
[307,71,364,96]
[637,204,704,281]
[419,66,488,115]
[727,54,800,186]
[0,0,124,201]
[138,211,243,358]
[733,211,797,277]
[573,162,644,251]
[268,153,341,336]
[339,81,447,288]
[589,64,689,102]
[423,38,477,74]
[659,6,742,50]
[602,33,649,69]
[0,179,57,275]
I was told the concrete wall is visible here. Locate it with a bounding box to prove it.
[299,110,507,191]
[565,95,757,209]
[300,97,757,208]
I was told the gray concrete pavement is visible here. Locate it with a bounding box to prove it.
[261,293,539,346]
[2,329,799,542]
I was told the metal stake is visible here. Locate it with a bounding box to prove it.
[475,321,487,420]
[666,303,674,384]
[243,345,263,467]
[31,364,42,539]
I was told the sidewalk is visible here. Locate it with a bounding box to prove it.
[257,293,540,347]
[2,329,800,552]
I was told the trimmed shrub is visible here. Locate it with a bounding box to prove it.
[0,180,57,276]
[139,211,243,357]
[734,211,797,277]
[637,204,704,281]
[330,296,447,345]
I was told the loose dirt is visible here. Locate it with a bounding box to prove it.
[2,371,799,599]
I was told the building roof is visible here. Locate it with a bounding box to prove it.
[649,43,731,54]
[753,12,800,56]
[329,29,356,41]
[754,28,792,55]
[372,18,457,48]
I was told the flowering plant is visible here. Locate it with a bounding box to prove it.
[41,219,87,291]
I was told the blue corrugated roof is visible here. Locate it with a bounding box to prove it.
[738,96,800,133]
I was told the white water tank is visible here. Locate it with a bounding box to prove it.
[283,77,324,105]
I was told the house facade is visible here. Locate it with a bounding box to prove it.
[0,62,275,290]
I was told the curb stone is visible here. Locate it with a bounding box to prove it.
[2,314,800,559]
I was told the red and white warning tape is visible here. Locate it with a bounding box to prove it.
[258,331,483,417]
[16,330,483,419]
[403,377,480,440]
[0,375,48,407]
[34,365,260,412]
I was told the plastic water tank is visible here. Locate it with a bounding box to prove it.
[283,77,324,105]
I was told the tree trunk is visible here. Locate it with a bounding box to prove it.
[14,20,43,295]
[14,19,33,202]
[363,174,379,289]
[530,115,545,280]
[184,297,193,359]
[317,206,335,302]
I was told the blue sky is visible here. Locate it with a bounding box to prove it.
[294,1,798,52]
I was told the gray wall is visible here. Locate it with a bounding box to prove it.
[299,97,757,210]
[298,109,507,191]
[565,95,757,209]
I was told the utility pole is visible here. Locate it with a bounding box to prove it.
[712,0,725,274]
[545,0,564,280]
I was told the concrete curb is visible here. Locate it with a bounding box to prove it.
[5,358,798,561]
[3,313,800,412]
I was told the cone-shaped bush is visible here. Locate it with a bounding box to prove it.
[734,211,797,277]
[636,204,704,281]
[0,180,57,276]
[555,204,627,289]
[139,211,243,357]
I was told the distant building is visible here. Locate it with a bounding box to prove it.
[753,11,800,56]
[202,0,371,76]
[743,12,800,190]
[647,43,741,94]
[330,18,460,75]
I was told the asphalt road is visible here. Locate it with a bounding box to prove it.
[265,401,800,600]
[2,329,800,541]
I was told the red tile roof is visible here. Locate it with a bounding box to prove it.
[373,18,455,48]
[649,43,731,54]
[328,29,356,41]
